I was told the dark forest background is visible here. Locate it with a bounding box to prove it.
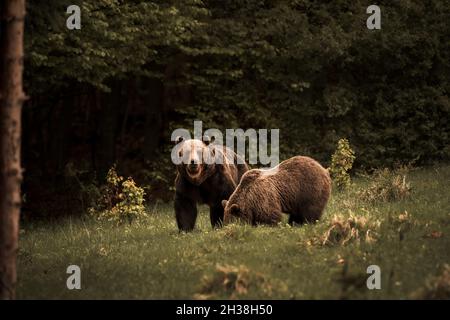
[23,0,450,218]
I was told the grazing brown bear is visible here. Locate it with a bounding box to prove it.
[222,156,331,226]
[174,137,248,231]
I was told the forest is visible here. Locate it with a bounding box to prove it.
[0,0,449,300]
[24,0,450,216]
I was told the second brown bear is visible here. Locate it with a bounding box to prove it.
[222,156,331,226]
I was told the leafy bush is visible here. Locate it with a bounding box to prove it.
[89,166,146,224]
[358,167,411,203]
[329,138,356,190]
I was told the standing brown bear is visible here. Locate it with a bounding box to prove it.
[222,156,331,226]
[173,137,248,231]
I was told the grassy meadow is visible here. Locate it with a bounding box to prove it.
[17,165,450,299]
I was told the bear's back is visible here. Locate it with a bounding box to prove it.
[258,156,331,210]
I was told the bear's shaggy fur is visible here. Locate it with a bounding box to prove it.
[222,156,331,226]
[174,138,248,231]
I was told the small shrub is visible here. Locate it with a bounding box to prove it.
[358,167,411,203]
[329,138,356,190]
[89,166,146,224]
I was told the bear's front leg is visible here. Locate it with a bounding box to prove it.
[174,192,198,232]
[210,204,224,229]
[288,214,305,226]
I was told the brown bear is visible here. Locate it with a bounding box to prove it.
[174,137,248,231]
[222,156,331,226]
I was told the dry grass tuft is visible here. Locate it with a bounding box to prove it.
[219,224,252,240]
[194,264,283,299]
[358,167,411,203]
[319,212,380,246]
[390,211,415,240]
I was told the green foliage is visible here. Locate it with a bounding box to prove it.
[329,138,356,190]
[89,166,146,224]
[25,0,450,183]
[26,0,209,93]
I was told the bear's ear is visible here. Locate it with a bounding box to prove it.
[229,204,240,215]
[221,200,228,208]
[203,135,215,146]
[174,136,184,144]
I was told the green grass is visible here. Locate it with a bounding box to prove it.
[17,165,450,299]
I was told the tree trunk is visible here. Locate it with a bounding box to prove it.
[0,0,26,300]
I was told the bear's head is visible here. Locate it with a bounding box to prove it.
[174,137,216,185]
[221,169,262,224]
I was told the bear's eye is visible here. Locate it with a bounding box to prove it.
[178,150,183,157]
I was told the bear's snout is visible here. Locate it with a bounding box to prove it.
[187,162,199,172]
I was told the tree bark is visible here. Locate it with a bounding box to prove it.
[0,0,26,300]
